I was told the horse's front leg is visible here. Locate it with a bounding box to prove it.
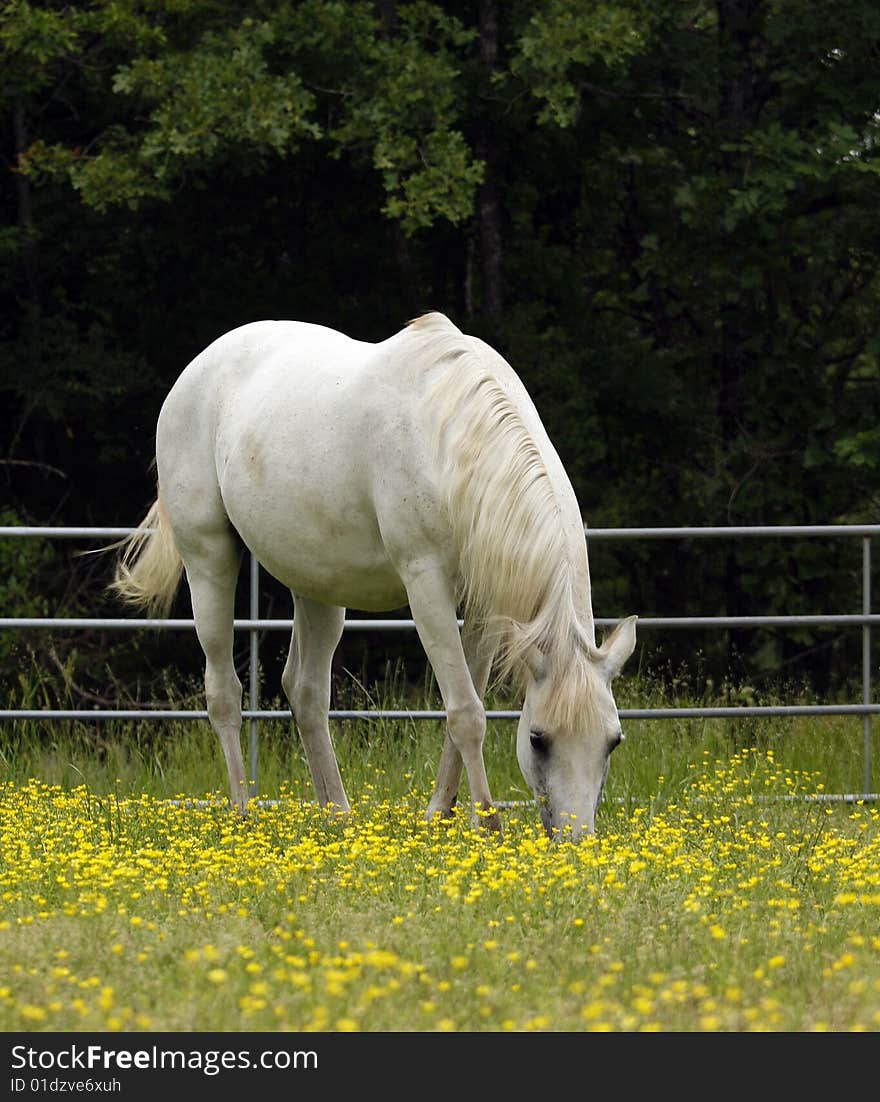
[403,560,502,835]
[282,595,350,812]
[426,617,496,821]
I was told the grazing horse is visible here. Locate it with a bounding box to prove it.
[112,312,636,840]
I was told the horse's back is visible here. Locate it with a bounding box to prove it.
[160,320,368,410]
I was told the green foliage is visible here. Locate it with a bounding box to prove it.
[18,1,483,231]
[0,510,55,667]
[324,2,482,231]
[0,510,54,618]
[0,0,79,97]
[512,0,652,126]
[836,428,880,471]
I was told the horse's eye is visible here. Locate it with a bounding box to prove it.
[610,730,625,752]
[530,728,549,754]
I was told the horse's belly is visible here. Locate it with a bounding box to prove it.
[252,532,409,611]
[219,461,413,611]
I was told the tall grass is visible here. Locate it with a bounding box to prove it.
[2,665,874,805]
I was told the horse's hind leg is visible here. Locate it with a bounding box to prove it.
[183,534,249,811]
[426,618,496,820]
[282,595,350,812]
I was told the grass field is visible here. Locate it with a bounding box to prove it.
[1,679,878,1033]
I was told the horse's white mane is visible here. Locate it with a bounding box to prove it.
[407,312,601,730]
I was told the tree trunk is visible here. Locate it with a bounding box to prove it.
[714,1,768,670]
[715,0,767,479]
[476,0,503,319]
[13,102,39,307]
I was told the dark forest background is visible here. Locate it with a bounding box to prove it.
[3,0,880,709]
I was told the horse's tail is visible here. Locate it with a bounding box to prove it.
[109,496,184,617]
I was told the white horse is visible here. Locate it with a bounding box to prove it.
[112,312,636,840]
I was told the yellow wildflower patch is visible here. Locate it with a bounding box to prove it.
[0,754,876,1032]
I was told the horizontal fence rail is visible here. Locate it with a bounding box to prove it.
[1,524,877,797]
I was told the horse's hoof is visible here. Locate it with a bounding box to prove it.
[425,804,457,823]
[476,806,504,836]
[319,800,351,820]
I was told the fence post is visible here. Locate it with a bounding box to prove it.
[249,552,259,794]
[863,537,872,796]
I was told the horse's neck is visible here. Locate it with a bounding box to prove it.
[572,557,596,647]
[547,467,596,645]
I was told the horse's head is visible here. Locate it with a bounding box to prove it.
[516,615,637,842]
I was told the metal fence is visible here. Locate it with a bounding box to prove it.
[1,524,878,796]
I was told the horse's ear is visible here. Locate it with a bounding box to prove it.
[597,615,637,680]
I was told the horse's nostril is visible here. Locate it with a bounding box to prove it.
[530,728,549,754]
